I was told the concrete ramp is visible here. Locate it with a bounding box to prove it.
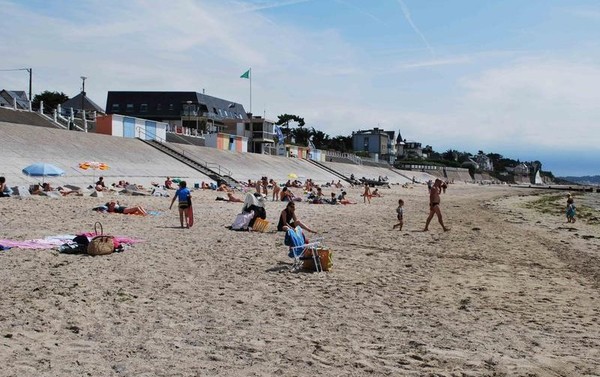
[0,123,213,188]
[162,142,342,185]
[318,161,412,185]
[0,107,60,128]
[392,169,440,184]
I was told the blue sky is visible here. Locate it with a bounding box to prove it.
[1,0,599,176]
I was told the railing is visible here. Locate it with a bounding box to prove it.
[136,125,165,143]
[136,126,232,178]
[324,150,363,165]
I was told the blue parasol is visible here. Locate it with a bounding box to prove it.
[22,162,65,183]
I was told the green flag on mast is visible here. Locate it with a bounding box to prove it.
[240,69,250,79]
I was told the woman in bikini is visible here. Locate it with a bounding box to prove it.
[106,201,147,216]
[270,179,281,201]
[423,179,449,231]
[277,202,317,233]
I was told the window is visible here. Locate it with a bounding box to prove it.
[126,104,134,112]
[140,104,148,112]
[168,104,174,111]
[156,103,162,111]
[364,137,369,151]
[111,104,119,112]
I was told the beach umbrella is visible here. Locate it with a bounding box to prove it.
[79,161,110,183]
[22,162,65,183]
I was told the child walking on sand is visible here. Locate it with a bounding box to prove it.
[169,180,191,228]
[363,182,371,204]
[566,193,576,223]
[392,199,404,230]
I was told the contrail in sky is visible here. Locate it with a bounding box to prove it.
[397,0,435,56]
[336,0,388,26]
[237,0,313,13]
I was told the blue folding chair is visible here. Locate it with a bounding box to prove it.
[285,226,324,272]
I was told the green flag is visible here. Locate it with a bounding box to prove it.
[240,69,250,79]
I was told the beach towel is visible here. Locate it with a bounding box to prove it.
[0,234,143,250]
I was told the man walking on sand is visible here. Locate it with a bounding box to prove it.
[424,179,449,232]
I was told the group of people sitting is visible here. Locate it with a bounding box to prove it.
[229,191,318,235]
[305,186,356,205]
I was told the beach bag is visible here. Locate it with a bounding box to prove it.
[87,222,115,256]
[303,247,333,272]
[252,218,270,232]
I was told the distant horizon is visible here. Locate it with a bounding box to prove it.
[1,0,599,176]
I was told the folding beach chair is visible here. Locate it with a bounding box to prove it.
[285,226,324,272]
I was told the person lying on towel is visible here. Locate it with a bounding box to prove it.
[106,201,147,216]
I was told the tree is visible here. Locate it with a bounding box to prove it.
[442,149,459,161]
[309,128,330,149]
[291,126,311,146]
[328,135,352,153]
[276,114,305,128]
[275,114,308,140]
[32,91,69,113]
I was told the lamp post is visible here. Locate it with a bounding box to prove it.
[80,76,87,115]
[25,68,32,104]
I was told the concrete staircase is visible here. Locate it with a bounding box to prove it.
[139,139,238,186]
[306,159,353,184]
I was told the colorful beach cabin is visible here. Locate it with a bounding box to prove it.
[204,132,248,152]
[96,114,167,141]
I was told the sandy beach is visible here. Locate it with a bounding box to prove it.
[0,183,599,376]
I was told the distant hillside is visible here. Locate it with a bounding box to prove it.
[559,175,600,185]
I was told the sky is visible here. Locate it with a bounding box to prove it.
[1,0,599,177]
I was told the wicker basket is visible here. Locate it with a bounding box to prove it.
[87,222,115,256]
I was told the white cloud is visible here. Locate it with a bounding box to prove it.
[456,59,600,148]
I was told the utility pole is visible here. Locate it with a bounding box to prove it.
[26,68,32,103]
[0,67,32,103]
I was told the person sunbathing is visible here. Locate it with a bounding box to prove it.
[95,177,107,192]
[0,176,11,197]
[227,192,244,203]
[31,183,53,195]
[106,201,147,215]
[280,187,301,202]
[338,191,357,205]
[217,183,233,192]
[58,187,78,196]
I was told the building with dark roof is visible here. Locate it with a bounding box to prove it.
[395,129,424,160]
[0,90,29,110]
[62,92,105,114]
[351,127,396,163]
[105,91,248,137]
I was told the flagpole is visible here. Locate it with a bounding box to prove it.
[249,68,252,114]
